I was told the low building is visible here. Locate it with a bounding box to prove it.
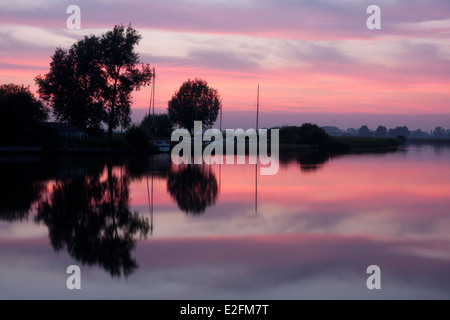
[38,122,87,139]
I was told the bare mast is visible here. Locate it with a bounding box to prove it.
[255,85,259,214]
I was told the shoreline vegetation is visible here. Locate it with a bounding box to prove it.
[277,124,405,152]
[1,25,448,157]
[0,123,435,156]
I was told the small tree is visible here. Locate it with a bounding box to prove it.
[358,125,372,137]
[388,126,410,139]
[141,113,173,138]
[375,125,387,137]
[433,126,445,138]
[279,124,329,145]
[168,78,221,132]
[0,83,49,144]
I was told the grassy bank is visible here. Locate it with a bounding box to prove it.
[408,138,450,144]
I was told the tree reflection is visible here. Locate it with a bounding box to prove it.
[296,151,331,172]
[0,162,46,221]
[36,162,149,277]
[279,150,332,173]
[167,164,218,215]
[125,153,171,181]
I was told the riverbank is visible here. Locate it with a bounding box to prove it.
[408,138,450,144]
[0,136,403,155]
[279,136,403,152]
[329,136,403,151]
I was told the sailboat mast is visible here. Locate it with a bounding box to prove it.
[255,84,259,214]
[146,169,154,235]
[220,104,223,132]
[256,84,259,132]
[152,68,155,131]
[148,77,153,125]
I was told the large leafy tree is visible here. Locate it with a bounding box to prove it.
[100,25,152,136]
[168,78,221,132]
[0,83,48,144]
[35,24,152,136]
[35,36,104,132]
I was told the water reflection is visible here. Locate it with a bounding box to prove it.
[126,154,170,180]
[2,145,444,288]
[0,154,222,277]
[279,148,401,173]
[167,164,219,215]
[0,154,219,277]
[35,162,150,278]
[0,160,46,221]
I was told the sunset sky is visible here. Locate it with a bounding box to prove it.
[1,0,449,130]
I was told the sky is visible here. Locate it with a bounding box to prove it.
[0,0,449,130]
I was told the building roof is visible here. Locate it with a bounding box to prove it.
[39,122,85,133]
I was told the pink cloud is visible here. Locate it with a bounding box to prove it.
[1,0,449,129]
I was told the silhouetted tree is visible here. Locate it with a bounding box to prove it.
[346,128,358,136]
[279,124,330,146]
[167,164,218,215]
[36,163,149,277]
[358,125,372,137]
[388,126,410,139]
[433,126,445,138]
[168,78,221,132]
[35,37,105,133]
[375,125,387,137]
[0,83,49,144]
[101,25,153,136]
[35,25,152,136]
[141,113,173,138]
[125,124,152,152]
[411,129,427,138]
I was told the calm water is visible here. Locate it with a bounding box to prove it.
[1,144,450,299]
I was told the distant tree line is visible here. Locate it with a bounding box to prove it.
[357,125,450,139]
[281,123,404,151]
[323,125,450,140]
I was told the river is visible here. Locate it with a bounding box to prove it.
[1,143,450,299]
